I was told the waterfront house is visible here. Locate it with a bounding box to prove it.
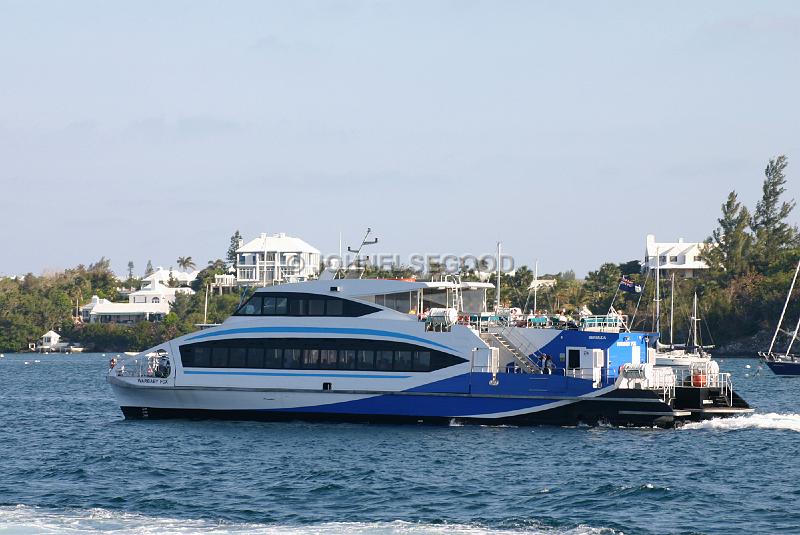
[36,330,67,352]
[89,300,169,324]
[80,275,195,325]
[236,232,321,285]
[129,280,194,305]
[142,266,198,288]
[212,273,237,293]
[644,234,709,278]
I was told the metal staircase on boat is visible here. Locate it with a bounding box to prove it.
[487,331,541,373]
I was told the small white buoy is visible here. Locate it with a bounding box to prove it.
[745,364,751,369]
[744,373,750,377]
[34,360,40,363]
[0,353,4,358]
[24,361,30,365]
[102,353,106,357]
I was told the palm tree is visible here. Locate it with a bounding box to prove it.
[177,256,197,272]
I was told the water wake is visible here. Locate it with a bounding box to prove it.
[681,412,800,432]
[0,505,618,535]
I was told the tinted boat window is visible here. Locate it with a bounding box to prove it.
[264,348,282,368]
[275,297,288,314]
[179,339,466,373]
[194,346,210,367]
[308,299,325,316]
[239,296,262,316]
[283,348,302,368]
[413,351,431,371]
[320,349,337,369]
[357,350,375,370]
[376,350,393,371]
[289,299,306,316]
[338,349,356,370]
[180,347,195,366]
[326,300,343,316]
[302,349,319,368]
[229,347,247,368]
[211,347,228,367]
[246,347,264,368]
[234,292,379,317]
[394,350,412,371]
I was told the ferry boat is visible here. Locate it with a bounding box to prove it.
[107,278,752,427]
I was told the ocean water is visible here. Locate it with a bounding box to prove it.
[0,353,798,535]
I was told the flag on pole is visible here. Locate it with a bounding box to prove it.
[619,276,642,294]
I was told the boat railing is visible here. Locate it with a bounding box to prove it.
[112,351,172,379]
[579,314,627,333]
[650,367,677,403]
[759,351,800,362]
[672,368,733,406]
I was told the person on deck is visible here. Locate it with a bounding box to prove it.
[541,354,555,374]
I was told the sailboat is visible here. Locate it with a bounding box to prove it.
[655,290,713,367]
[651,254,713,367]
[759,258,800,375]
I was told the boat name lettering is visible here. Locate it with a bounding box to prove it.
[137,378,168,385]
[616,341,633,347]
[588,336,607,340]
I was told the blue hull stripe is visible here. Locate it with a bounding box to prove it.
[264,392,551,417]
[186,326,456,352]
[185,370,411,379]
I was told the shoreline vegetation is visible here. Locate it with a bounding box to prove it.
[1,155,798,354]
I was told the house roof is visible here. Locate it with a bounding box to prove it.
[90,302,170,315]
[237,233,320,254]
[130,280,195,298]
[645,234,710,269]
[143,267,199,284]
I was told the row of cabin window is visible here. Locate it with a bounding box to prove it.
[183,346,432,372]
[237,295,344,316]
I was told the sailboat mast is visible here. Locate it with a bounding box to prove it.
[654,249,661,339]
[533,260,538,314]
[670,274,675,347]
[768,258,800,354]
[692,292,698,349]
[495,242,502,311]
[204,283,209,325]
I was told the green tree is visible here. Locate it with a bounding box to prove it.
[584,263,622,313]
[751,155,797,270]
[618,260,642,276]
[166,267,178,288]
[127,261,135,280]
[177,256,196,271]
[704,191,752,279]
[145,260,154,277]
[227,230,242,266]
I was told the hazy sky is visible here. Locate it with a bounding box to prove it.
[2,1,799,277]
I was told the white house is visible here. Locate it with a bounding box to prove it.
[143,267,198,287]
[212,273,237,293]
[236,232,321,285]
[529,279,557,290]
[80,272,196,325]
[644,234,709,278]
[129,280,194,305]
[81,295,170,324]
[35,330,68,352]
